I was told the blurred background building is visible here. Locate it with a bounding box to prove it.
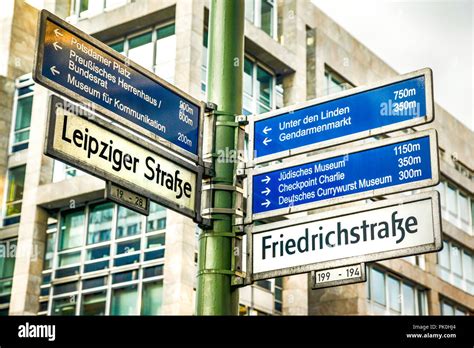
[0,0,472,316]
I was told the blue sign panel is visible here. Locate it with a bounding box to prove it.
[35,12,201,158]
[252,131,438,217]
[253,70,432,161]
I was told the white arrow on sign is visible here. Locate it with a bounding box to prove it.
[54,28,63,37]
[261,187,271,196]
[263,137,272,146]
[50,66,60,76]
[263,126,272,135]
[261,199,271,208]
[53,42,62,51]
[261,175,271,184]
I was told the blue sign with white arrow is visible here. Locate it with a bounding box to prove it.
[252,69,433,163]
[34,11,202,160]
[251,130,438,219]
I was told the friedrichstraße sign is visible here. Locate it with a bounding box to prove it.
[311,263,366,290]
[46,96,203,222]
[249,129,439,221]
[34,10,203,162]
[250,68,433,164]
[248,192,441,281]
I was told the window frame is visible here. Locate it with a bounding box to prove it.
[245,0,277,39]
[366,265,428,315]
[44,200,167,315]
[2,165,27,225]
[107,21,176,82]
[9,75,34,154]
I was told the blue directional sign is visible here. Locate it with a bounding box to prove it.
[250,130,439,220]
[251,69,433,163]
[34,10,202,160]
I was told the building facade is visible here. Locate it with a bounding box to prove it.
[0,0,472,316]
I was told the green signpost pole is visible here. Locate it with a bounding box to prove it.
[196,0,244,315]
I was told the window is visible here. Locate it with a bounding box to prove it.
[366,266,428,315]
[42,200,166,315]
[243,59,275,115]
[245,0,276,38]
[201,29,208,93]
[43,231,56,270]
[324,68,353,96]
[274,277,283,314]
[440,298,470,316]
[141,280,163,315]
[81,291,107,315]
[52,297,76,316]
[52,161,85,183]
[59,209,85,250]
[0,239,17,311]
[437,180,474,235]
[155,24,176,83]
[11,77,34,152]
[87,203,113,244]
[437,240,474,295]
[146,202,166,232]
[72,0,129,19]
[116,206,141,238]
[201,29,276,109]
[128,32,153,71]
[108,23,176,82]
[4,165,26,225]
[111,285,138,315]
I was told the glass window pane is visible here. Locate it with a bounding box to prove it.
[370,268,385,305]
[116,206,142,238]
[146,203,166,232]
[109,40,124,54]
[128,32,153,71]
[0,240,16,279]
[256,66,272,108]
[147,234,165,249]
[6,166,26,216]
[86,245,110,260]
[155,30,176,83]
[463,252,473,281]
[81,291,106,315]
[43,233,56,270]
[417,290,427,315]
[111,285,138,315]
[244,59,253,97]
[87,202,113,244]
[116,239,141,255]
[471,200,474,235]
[441,301,454,315]
[14,96,32,131]
[156,24,175,40]
[59,209,85,250]
[58,251,81,267]
[402,283,415,315]
[454,308,466,316]
[438,241,450,268]
[245,0,255,22]
[388,276,401,312]
[451,245,462,276]
[459,194,469,222]
[52,297,76,315]
[141,281,163,315]
[261,0,274,36]
[447,185,457,215]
